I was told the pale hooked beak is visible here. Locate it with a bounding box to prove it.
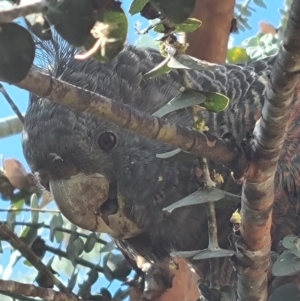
[49,173,143,239]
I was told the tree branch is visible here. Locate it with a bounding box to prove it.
[4,69,247,178]
[0,114,23,138]
[186,0,235,63]
[236,0,300,300]
[0,0,45,23]
[0,280,88,301]
[0,222,71,294]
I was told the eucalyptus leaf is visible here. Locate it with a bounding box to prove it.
[84,2,128,63]
[49,215,63,243]
[10,198,25,216]
[227,47,250,64]
[67,271,78,291]
[129,0,149,15]
[253,0,267,9]
[84,233,98,253]
[46,0,94,46]
[30,193,39,224]
[268,284,300,301]
[153,89,206,118]
[103,253,131,281]
[163,187,226,213]
[200,91,230,113]
[272,250,300,276]
[156,148,198,162]
[6,211,16,231]
[144,56,171,80]
[282,235,300,250]
[150,0,196,24]
[168,54,218,72]
[175,18,202,33]
[0,22,35,82]
[193,248,234,260]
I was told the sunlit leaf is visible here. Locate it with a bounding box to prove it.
[175,18,202,33]
[200,91,230,113]
[10,198,25,216]
[144,56,171,80]
[227,47,250,64]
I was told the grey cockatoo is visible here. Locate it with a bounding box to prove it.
[22,34,300,286]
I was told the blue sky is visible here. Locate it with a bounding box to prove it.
[0,0,285,298]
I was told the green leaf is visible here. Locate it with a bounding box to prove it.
[30,193,39,224]
[84,233,98,253]
[66,234,84,265]
[200,91,230,113]
[282,235,300,250]
[129,0,149,15]
[10,198,25,216]
[168,54,218,72]
[84,1,128,63]
[163,187,226,213]
[253,0,267,9]
[268,284,300,301]
[49,214,63,243]
[103,253,132,281]
[175,18,202,33]
[153,89,206,118]
[227,47,250,64]
[156,148,198,162]
[272,250,300,276]
[46,0,95,46]
[0,22,35,82]
[67,271,78,291]
[143,56,172,80]
[6,211,16,231]
[150,0,196,24]
[153,23,165,33]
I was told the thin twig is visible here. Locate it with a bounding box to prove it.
[12,221,107,245]
[0,208,60,213]
[44,244,104,273]
[0,222,70,294]
[0,84,24,123]
[0,280,88,301]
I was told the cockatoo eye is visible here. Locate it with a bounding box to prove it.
[98,131,117,151]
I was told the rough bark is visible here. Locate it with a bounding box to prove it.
[186,0,235,63]
[236,1,300,300]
